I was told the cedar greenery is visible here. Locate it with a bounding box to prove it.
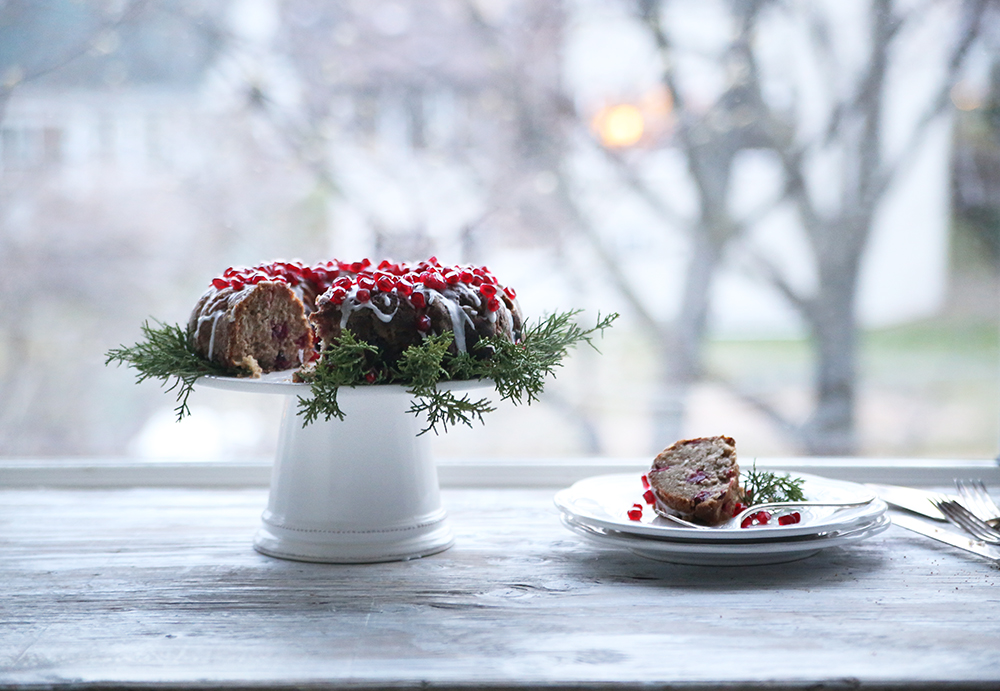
[741,461,806,505]
[296,310,619,435]
[104,319,245,420]
[107,310,618,435]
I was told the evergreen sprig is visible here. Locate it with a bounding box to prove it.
[296,310,618,434]
[107,310,619,435]
[104,319,240,420]
[741,461,806,505]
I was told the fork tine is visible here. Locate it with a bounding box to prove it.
[970,480,1000,517]
[934,500,1000,545]
[956,480,994,521]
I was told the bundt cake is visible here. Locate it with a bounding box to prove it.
[187,257,523,376]
[648,435,741,526]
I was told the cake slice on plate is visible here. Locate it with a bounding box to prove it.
[648,435,741,526]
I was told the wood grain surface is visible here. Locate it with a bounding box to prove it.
[1,487,999,689]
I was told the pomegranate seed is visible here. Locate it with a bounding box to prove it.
[376,274,396,292]
[642,489,656,505]
[504,286,517,300]
[641,474,650,489]
[427,256,440,266]
[410,292,427,309]
[731,502,746,517]
[212,278,228,289]
[230,279,244,291]
[487,296,501,312]
[460,270,475,283]
[480,283,498,298]
[350,261,365,273]
[778,512,802,526]
[755,511,771,525]
[334,276,352,289]
[627,504,643,521]
[328,286,347,305]
[423,272,447,291]
[444,270,460,285]
[377,259,393,271]
[395,278,414,296]
[356,288,371,303]
[357,275,376,291]
[365,371,377,384]
[417,314,432,332]
[741,515,755,529]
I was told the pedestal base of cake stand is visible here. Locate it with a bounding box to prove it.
[199,373,464,563]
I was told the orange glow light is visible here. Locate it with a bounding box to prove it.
[951,81,981,111]
[595,103,645,148]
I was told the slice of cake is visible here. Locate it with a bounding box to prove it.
[648,436,741,526]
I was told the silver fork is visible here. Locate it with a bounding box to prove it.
[955,479,1000,529]
[931,499,1000,545]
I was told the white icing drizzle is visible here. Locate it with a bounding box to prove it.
[339,288,399,330]
[207,311,222,359]
[433,288,475,353]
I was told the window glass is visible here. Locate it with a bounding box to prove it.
[1,0,997,462]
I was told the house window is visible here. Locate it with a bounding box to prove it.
[0,0,997,465]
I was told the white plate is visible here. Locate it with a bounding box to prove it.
[555,472,886,542]
[561,513,891,566]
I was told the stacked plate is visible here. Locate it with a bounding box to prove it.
[555,472,889,566]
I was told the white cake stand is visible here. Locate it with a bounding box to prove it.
[199,371,486,563]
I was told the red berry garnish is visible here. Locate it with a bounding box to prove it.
[460,269,475,283]
[422,272,447,291]
[641,474,650,489]
[328,286,347,305]
[642,489,656,505]
[731,502,746,517]
[365,371,377,384]
[357,275,376,291]
[755,510,771,525]
[376,274,396,292]
[627,504,643,521]
[395,279,413,296]
[334,276,352,289]
[741,515,755,529]
[487,296,501,312]
[230,279,244,291]
[212,278,228,290]
[417,314,432,332]
[778,512,802,526]
[479,283,498,298]
[504,286,517,300]
[356,288,371,303]
[410,292,427,309]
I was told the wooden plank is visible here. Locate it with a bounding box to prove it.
[0,487,999,689]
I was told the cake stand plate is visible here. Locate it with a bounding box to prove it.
[200,372,486,563]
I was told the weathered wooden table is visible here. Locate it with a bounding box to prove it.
[1,484,999,689]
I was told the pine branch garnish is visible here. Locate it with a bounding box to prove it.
[109,310,619,435]
[484,310,619,405]
[741,461,806,505]
[295,330,380,424]
[104,320,240,421]
[295,310,618,434]
[407,388,495,436]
